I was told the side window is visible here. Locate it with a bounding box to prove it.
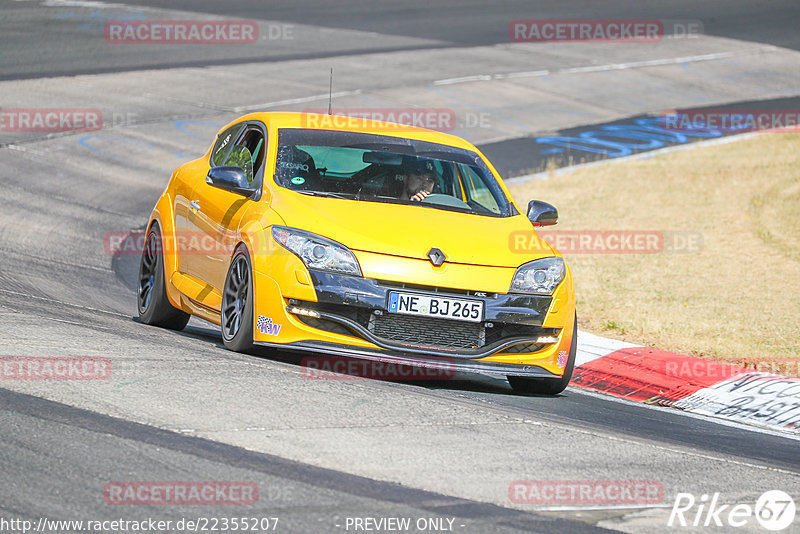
[223,146,254,185]
[211,123,246,167]
[224,126,266,187]
[458,164,501,214]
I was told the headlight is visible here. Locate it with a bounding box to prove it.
[510,257,565,295]
[271,226,362,276]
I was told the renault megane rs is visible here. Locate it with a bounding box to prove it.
[138,112,576,394]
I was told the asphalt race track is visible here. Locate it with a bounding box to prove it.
[1,2,799,533]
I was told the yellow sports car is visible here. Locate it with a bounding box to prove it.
[138,112,576,394]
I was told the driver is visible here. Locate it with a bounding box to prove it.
[400,160,436,202]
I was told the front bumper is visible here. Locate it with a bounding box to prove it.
[253,269,573,378]
[254,338,563,378]
[291,271,557,357]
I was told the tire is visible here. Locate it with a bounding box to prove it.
[221,245,255,353]
[507,314,577,396]
[138,224,191,330]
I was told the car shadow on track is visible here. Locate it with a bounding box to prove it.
[118,238,567,400]
[176,322,566,398]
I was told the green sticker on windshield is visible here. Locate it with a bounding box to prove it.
[291,176,305,185]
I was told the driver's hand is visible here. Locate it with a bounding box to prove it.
[410,190,431,202]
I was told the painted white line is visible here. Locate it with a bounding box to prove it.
[575,329,638,366]
[233,90,363,112]
[434,47,777,86]
[557,51,738,74]
[572,386,800,441]
[0,288,129,318]
[544,397,800,475]
[4,144,47,156]
[434,74,493,85]
[500,70,550,80]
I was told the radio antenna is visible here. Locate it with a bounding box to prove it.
[328,68,333,115]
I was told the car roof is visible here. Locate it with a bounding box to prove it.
[232,112,478,152]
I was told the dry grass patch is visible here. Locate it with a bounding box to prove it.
[507,133,800,373]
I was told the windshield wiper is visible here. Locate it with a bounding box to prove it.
[297,190,352,199]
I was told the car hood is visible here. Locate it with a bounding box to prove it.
[270,192,556,268]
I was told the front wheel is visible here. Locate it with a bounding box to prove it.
[138,224,190,330]
[221,246,255,353]
[507,314,577,396]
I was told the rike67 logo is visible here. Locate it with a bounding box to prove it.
[668,490,796,531]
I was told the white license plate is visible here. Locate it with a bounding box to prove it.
[387,291,484,322]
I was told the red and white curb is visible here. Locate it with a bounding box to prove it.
[573,330,800,435]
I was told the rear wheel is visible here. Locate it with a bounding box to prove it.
[507,314,577,396]
[221,246,255,353]
[138,224,190,330]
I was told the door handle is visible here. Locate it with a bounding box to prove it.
[190,200,201,211]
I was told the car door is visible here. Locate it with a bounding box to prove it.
[185,121,267,296]
[175,121,246,281]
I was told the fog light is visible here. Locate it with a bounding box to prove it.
[288,306,320,318]
[536,336,559,344]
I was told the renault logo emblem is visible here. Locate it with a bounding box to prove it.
[427,248,447,266]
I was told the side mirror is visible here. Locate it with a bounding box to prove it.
[527,200,558,226]
[206,166,258,197]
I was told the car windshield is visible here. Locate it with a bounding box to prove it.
[274,128,516,217]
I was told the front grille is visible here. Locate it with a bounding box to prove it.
[299,316,354,336]
[301,301,372,327]
[500,342,546,354]
[485,323,556,345]
[369,313,484,349]
[290,300,556,354]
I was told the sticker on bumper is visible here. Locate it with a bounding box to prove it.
[257,315,282,336]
